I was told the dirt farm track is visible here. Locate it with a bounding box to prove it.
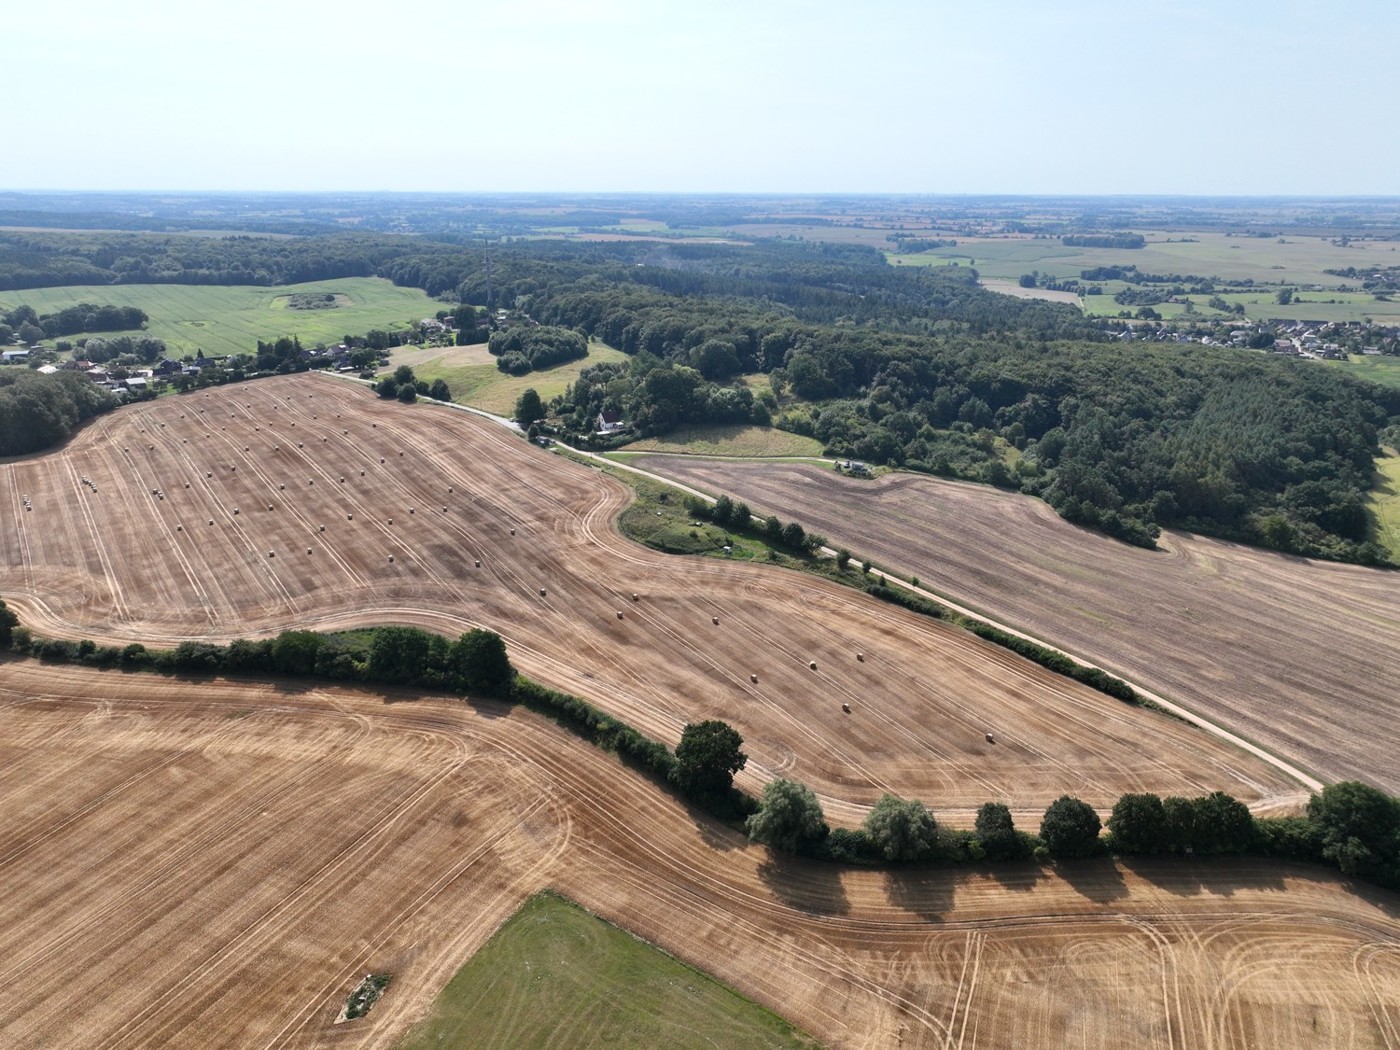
[3,661,1399,1050]
[0,375,1302,820]
[631,457,1400,797]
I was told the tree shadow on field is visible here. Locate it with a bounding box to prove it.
[883,866,956,920]
[1053,857,1129,904]
[1118,854,1286,900]
[691,810,748,852]
[981,860,1050,894]
[757,855,851,916]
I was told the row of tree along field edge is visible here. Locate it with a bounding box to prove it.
[1,598,1395,894]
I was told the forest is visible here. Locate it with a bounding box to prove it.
[2,227,1396,563]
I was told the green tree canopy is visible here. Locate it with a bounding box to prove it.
[515,387,545,426]
[1307,781,1400,884]
[0,597,18,649]
[863,793,938,862]
[746,778,827,853]
[1039,795,1102,858]
[672,720,747,797]
[1107,793,1168,854]
[975,801,1024,861]
[450,628,514,697]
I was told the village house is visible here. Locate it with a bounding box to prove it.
[596,408,626,435]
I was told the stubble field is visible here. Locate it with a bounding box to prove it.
[0,374,1300,820]
[626,457,1400,795]
[1,661,1397,1049]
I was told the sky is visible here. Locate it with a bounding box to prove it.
[6,0,1398,195]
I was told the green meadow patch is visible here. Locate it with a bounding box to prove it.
[402,339,630,417]
[396,892,819,1050]
[1367,447,1400,561]
[618,423,825,459]
[0,277,434,358]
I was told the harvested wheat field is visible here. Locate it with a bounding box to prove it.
[1,662,1397,1050]
[630,457,1400,796]
[0,375,1299,819]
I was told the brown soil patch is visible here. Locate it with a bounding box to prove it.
[0,662,1396,1049]
[626,458,1400,794]
[0,375,1298,818]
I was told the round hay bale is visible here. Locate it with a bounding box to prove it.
[388,554,394,562]
[380,458,385,464]
[616,610,624,620]
[268,550,275,558]
[267,504,274,511]
[308,547,314,555]
[360,470,365,477]
[340,477,345,483]
[347,513,353,520]
[209,519,215,526]
[809,661,818,671]
[207,472,212,477]
[233,508,240,515]
[856,652,865,662]
[510,528,516,536]
[712,616,719,625]
[474,559,481,567]
[297,442,303,448]
[632,593,639,602]
[750,673,758,683]
[278,484,285,490]
[387,518,393,525]
[448,486,453,493]
[399,451,404,457]
[176,525,183,532]
[184,483,190,489]
[842,703,851,714]
[244,446,250,451]
[442,506,448,512]
[274,446,280,452]
[148,445,154,450]
[372,423,377,428]
[539,588,547,597]
[985,733,996,744]
[344,430,349,435]
[409,508,414,514]
[319,525,325,532]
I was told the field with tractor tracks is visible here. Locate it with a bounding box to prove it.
[0,374,1302,821]
[2,661,1398,1050]
[626,457,1400,795]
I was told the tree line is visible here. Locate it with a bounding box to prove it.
[2,596,1396,892]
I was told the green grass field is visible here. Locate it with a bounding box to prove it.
[1334,354,1400,390]
[398,339,629,417]
[1367,448,1400,561]
[396,892,819,1050]
[0,278,436,358]
[618,423,825,459]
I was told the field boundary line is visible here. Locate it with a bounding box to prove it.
[565,447,1327,797]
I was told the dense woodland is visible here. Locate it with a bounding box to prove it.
[2,228,1396,563]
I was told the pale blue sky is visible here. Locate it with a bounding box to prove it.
[6,0,1397,194]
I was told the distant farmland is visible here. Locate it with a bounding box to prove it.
[0,277,435,357]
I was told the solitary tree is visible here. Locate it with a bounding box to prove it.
[514,387,545,426]
[1039,795,1102,858]
[673,720,747,797]
[746,778,827,853]
[863,793,938,862]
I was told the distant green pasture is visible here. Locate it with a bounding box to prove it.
[396,892,819,1050]
[0,277,434,358]
[1367,447,1400,561]
[402,339,629,417]
[1334,354,1400,390]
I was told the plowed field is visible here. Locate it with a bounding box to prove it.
[2,663,1396,1050]
[0,376,1297,818]
[629,458,1400,795]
